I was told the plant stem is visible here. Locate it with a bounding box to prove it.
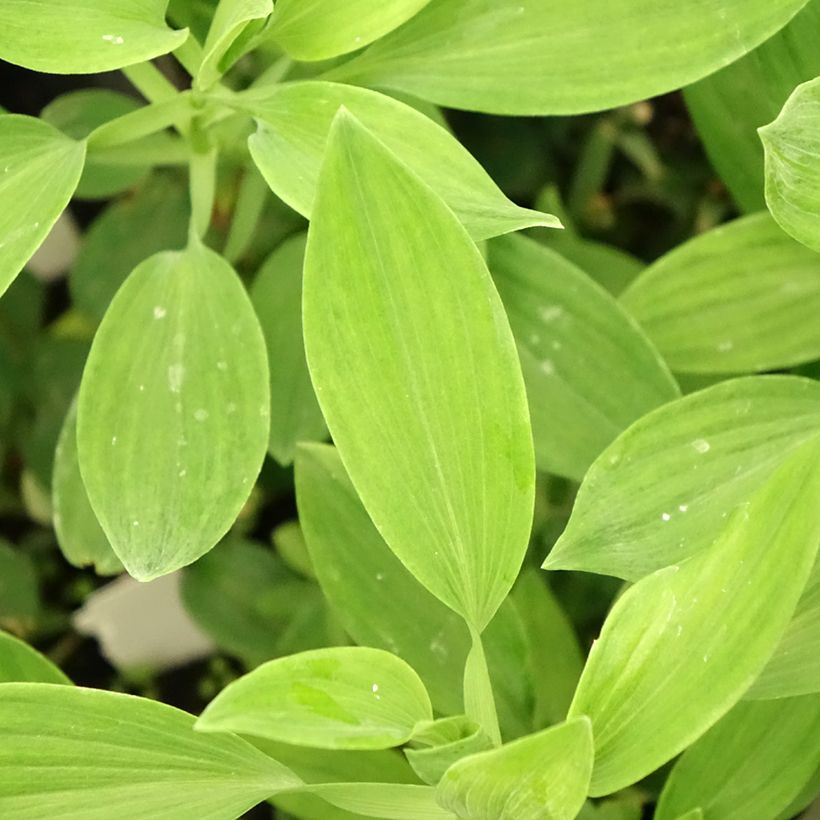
[122,62,179,105]
[188,120,217,241]
[174,37,204,77]
[223,167,268,264]
[86,94,193,150]
[463,623,502,747]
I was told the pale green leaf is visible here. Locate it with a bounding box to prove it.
[250,234,326,466]
[269,0,431,61]
[776,767,820,820]
[303,111,534,630]
[436,717,593,820]
[0,1,188,74]
[684,0,820,212]
[405,717,492,786]
[0,631,71,684]
[271,520,315,579]
[0,115,85,298]
[69,174,189,322]
[240,81,558,241]
[761,75,820,252]
[328,0,810,115]
[620,213,820,374]
[307,783,455,819]
[295,443,535,738]
[656,695,820,820]
[197,646,433,749]
[545,376,820,580]
[196,0,272,89]
[53,399,123,576]
[0,682,300,819]
[490,234,678,480]
[745,564,820,699]
[568,438,820,795]
[77,240,270,580]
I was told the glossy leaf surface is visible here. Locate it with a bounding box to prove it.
[330,0,810,115]
[621,213,820,374]
[0,115,85,297]
[303,112,534,629]
[197,646,433,749]
[241,81,558,241]
[77,241,269,580]
[568,438,820,795]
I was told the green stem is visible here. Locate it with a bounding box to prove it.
[122,62,178,105]
[223,167,268,264]
[188,122,217,241]
[174,36,204,77]
[463,624,501,747]
[92,135,190,167]
[86,94,193,150]
[251,55,294,89]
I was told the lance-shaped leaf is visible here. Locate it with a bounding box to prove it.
[620,213,820,374]
[761,76,820,252]
[489,234,678,480]
[53,399,122,575]
[684,1,820,213]
[268,0,431,61]
[196,0,272,90]
[0,0,188,74]
[77,240,270,581]
[0,631,71,685]
[656,695,820,820]
[197,646,433,749]
[295,444,534,737]
[251,234,326,466]
[745,565,820,700]
[239,81,558,241]
[436,717,593,819]
[306,783,455,820]
[0,115,85,298]
[0,682,300,819]
[568,438,820,796]
[545,376,820,580]
[302,111,534,629]
[328,0,809,116]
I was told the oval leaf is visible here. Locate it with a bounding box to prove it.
[490,234,678,480]
[0,682,299,819]
[0,631,71,684]
[0,0,188,74]
[240,81,558,241]
[303,111,534,629]
[568,437,820,795]
[77,241,270,580]
[329,0,810,115]
[250,234,326,465]
[656,695,820,820]
[269,0,431,61]
[761,75,820,252]
[0,115,85,297]
[197,647,433,749]
[436,717,593,820]
[620,213,820,374]
[545,376,820,580]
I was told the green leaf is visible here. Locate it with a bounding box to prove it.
[620,213,820,374]
[328,0,810,115]
[761,75,820,252]
[77,240,270,580]
[295,444,534,737]
[745,564,820,700]
[0,541,38,623]
[268,0,431,61]
[684,0,820,213]
[405,717,492,786]
[271,520,316,579]
[568,438,820,796]
[436,717,593,820]
[0,115,85,298]
[180,537,323,666]
[0,1,188,74]
[545,376,820,580]
[240,81,558,241]
[250,234,326,466]
[53,399,123,575]
[0,631,71,684]
[303,111,534,630]
[196,646,433,749]
[512,569,583,729]
[305,783,455,820]
[196,0,272,90]
[0,682,299,818]
[655,695,820,820]
[489,234,678,481]
[69,174,189,322]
